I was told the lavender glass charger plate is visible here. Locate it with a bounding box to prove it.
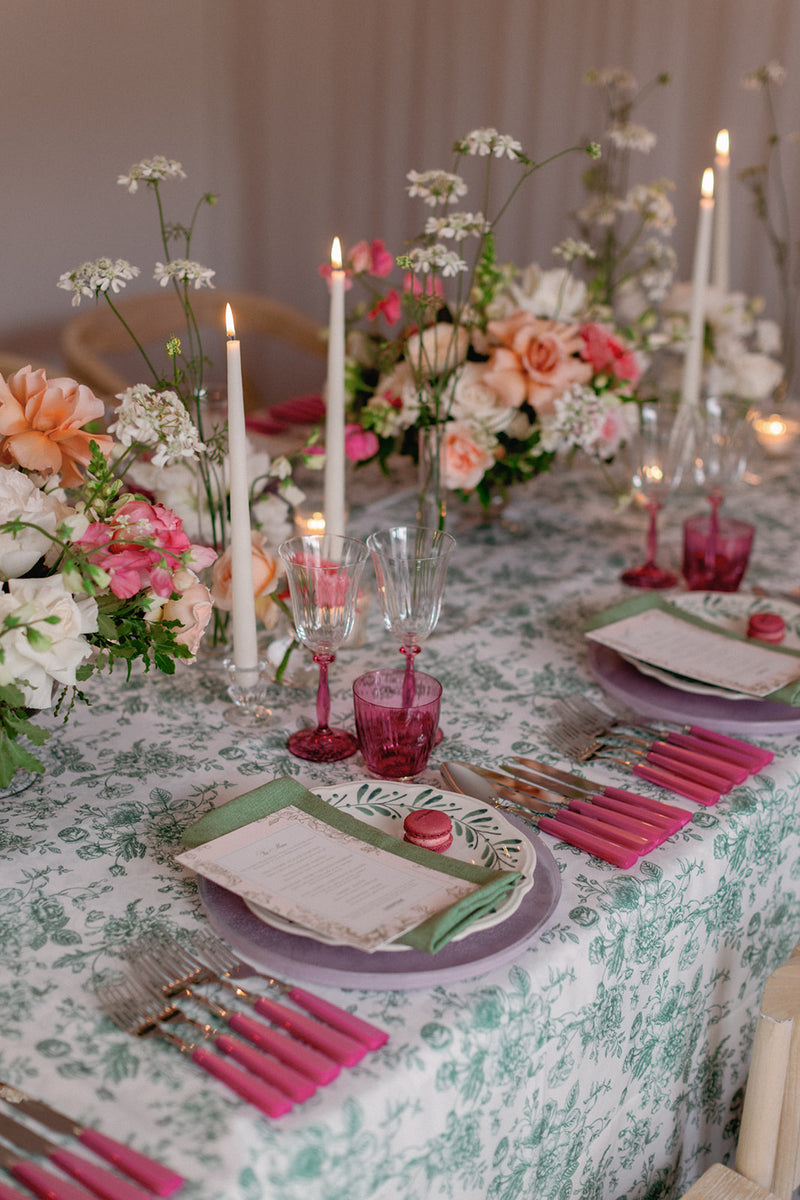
[588,642,800,735]
[197,810,561,991]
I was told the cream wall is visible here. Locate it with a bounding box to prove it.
[3,0,800,400]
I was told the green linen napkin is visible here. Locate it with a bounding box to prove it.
[584,593,800,705]
[182,777,524,954]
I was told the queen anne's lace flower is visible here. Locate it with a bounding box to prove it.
[625,182,676,232]
[57,259,140,306]
[406,246,468,277]
[117,156,187,193]
[109,385,205,467]
[153,260,216,289]
[585,67,637,91]
[424,212,489,241]
[742,61,786,90]
[406,170,468,206]
[457,129,523,159]
[607,122,657,154]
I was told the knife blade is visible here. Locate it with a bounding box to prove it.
[0,1082,184,1197]
[442,762,640,868]
[0,1112,154,1200]
[452,761,667,849]
[510,756,694,825]
[497,764,686,838]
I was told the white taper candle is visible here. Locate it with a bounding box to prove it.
[681,168,715,412]
[225,303,259,682]
[713,130,730,293]
[324,237,346,541]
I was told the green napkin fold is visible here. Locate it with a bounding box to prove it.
[182,777,524,954]
[584,593,800,705]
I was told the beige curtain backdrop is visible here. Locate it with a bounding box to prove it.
[3,0,800,401]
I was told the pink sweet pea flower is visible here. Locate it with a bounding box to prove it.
[579,322,641,384]
[344,423,379,461]
[404,271,445,301]
[368,289,401,326]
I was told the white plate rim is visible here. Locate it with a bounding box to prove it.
[243,780,536,952]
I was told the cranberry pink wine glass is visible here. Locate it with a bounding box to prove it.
[278,534,369,762]
[621,401,680,589]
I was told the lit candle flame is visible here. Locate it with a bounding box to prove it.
[701,168,715,200]
[225,302,236,340]
[331,237,343,271]
[715,129,730,160]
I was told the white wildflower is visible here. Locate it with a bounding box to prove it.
[585,67,637,91]
[153,260,216,289]
[406,245,468,277]
[742,61,786,90]
[552,238,596,264]
[538,385,631,460]
[576,195,622,228]
[456,128,523,159]
[406,170,468,206]
[117,156,187,193]
[424,212,489,241]
[57,258,140,306]
[625,181,676,232]
[109,385,206,467]
[607,122,657,154]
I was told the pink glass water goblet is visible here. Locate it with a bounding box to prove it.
[366,525,455,707]
[689,394,751,580]
[278,533,369,762]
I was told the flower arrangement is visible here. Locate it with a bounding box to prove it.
[0,364,218,787]
[57,156,310,642]
[322,124,658,522]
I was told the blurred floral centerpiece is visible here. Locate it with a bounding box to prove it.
[325,114,675,525]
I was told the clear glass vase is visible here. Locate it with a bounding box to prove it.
[417,424,448,531]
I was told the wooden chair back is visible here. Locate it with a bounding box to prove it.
[59,289,326,404]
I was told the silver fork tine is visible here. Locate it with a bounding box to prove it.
[189,933,389,1051]
[125,927,366,1068]
[98,975,292,1117]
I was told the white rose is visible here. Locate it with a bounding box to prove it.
[0,575,98,707]
[448,363,515,432]
[0,468,75,580]
[405,323,470,378]
[728,352,785,402]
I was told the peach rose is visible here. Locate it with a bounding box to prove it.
[212,530,282,629]
[0,366,113,487]
[161,568,215,658]
[439,421,496,491]
[483,313,593,416]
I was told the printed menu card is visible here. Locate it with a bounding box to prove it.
[585,595,800,699]
[177,807,481,952]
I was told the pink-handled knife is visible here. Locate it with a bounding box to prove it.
[0,1081,184,1197]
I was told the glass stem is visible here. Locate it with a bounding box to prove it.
[400,645,421,707]
[706,493,722,573]
[645,500,662,566]
[313,654,334,729]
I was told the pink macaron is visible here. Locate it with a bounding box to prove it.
[403,809,453,853]
[747,612,786,644]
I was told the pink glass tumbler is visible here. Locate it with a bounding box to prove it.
[353,669,442,781]
[682,513,755,591]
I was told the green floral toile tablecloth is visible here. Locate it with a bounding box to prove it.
[2,464,800,1200]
